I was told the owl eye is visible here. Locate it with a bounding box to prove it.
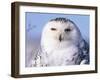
[51,28,57,31]
[64,28,71,32]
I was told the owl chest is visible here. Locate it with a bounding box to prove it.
[46,46,79,66]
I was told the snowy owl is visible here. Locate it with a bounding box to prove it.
[31,17,89,67]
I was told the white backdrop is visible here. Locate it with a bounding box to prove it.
[0,0,100,80]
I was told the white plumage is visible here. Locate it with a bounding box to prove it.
[31,17,89,67]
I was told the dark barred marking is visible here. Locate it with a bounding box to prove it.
[50,17,68,23]
[50,17,75,25]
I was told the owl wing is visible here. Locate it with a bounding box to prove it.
[29,45,42,67]
[79,39,89,64]
[30,45,48,67]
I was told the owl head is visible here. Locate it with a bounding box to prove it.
[41,17,83,49]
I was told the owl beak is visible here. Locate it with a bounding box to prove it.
[59,34,62,42]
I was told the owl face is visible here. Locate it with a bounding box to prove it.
[41,18,82,44]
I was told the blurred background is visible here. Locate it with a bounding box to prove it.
[25,12,89,67]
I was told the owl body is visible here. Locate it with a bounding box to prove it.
[32,17,89,67]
